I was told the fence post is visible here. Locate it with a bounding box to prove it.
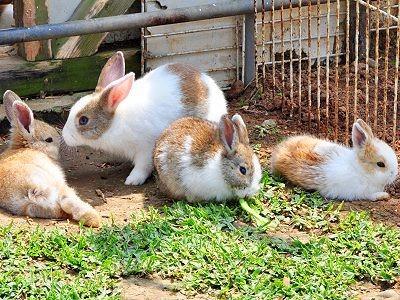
[244,12,256,85]
[349,0,367,61]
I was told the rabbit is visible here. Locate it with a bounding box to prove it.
[153,114,262,202]
[62,51,228,186]
[0,90,101,227]
[270,119,398,201]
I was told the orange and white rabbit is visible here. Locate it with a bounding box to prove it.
[271,119,398,201]
[0,90,101,226]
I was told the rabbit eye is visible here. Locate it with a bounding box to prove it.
[45,137,53,143]
[79,116,89,126]
[377,161,385,168]
[239,166,247,175]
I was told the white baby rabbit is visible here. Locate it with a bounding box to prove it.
[153,114,262,202]
[62,51,228,186]
[0,90,101,227]
[271,119,398,201]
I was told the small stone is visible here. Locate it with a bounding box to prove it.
[262,119,277,129]
[95,189,106,202]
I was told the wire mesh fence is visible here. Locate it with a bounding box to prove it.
[254,0,400,146]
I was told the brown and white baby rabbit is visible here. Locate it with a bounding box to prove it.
[271,119,398,201]
[0,90,101,226]
[62,52,227,186]
[154,114,262,202]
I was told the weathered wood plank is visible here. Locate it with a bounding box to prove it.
[0,48,140,99]
[52,0,135,59]
[14,0,52,61]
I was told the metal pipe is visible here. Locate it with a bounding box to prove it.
[244,11,256,85]
[0,0,327,45]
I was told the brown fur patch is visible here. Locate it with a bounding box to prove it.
[357,140,387,173]
[271,136,326,189]
[167,64,209,116]
[76,94,114,139]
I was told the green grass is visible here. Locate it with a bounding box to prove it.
[0,173,399,299]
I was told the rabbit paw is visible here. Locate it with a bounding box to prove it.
[80,210,102,227]
[125,169,148,185]
[369,192,390,201]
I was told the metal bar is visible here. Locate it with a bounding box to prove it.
[365,0,370,123]
[242,16,246,82]
[373,0,381,132]
[254,0,259,90]
[141,0,146,75]
[0,0,329,45]
[255,11,347,24]
[345,0,350,144]
[325,0,331,137]
[356,0,399,22]
[298,0,303,123]
[316,0,321,131]
[244,10,256,85]
[256,31,345,46]
[272,0,276,101]
[255,52,345,65]
[236,19,240,81]
[143,24,238,38]
[261,0,266,91]
[353,0,360,122]
[144,45,239,59]
[280,2,285,108]
[289,0,294,116]
[393,3,400,145]
[334,0,340,141]
[382,0,390,139]
[307,0,312,129]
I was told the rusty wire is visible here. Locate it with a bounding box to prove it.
[373,0,381,132]
[393,2,400,145]
[383,0,390,139]
[316,0,322,132]
[272,0,276,100]
[253,0,398,145]
[325,0,331,137]
[353,0,360,123]
[289,0,295,116]
[254,0,259,90]
[365,0,370,123]
[307,0,312,129]
[280,1,285,108]
[345,0,350,144]
[334,0,340,141]
[298,0,303,123]
[261,0,266,94]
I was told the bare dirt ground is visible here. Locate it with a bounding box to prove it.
[0,102,398,228]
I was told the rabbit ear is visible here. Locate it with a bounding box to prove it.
[13,100,34,135]
[231,114,249,145]
[352,119,373,148]
[96,51,127,91]
[3,90,21,123]
[219,115,239,154]
[100,72,134,113]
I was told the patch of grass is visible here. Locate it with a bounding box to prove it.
[0,173,399,299]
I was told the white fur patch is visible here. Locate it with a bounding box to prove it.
[180,150,234,201]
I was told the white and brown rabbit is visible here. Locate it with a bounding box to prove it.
[0,90,101,227]
[154,114,262,202]
[271,119,398,201]
[62,51,228,186]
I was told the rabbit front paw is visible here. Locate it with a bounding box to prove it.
[125,168,149,186]
[369,192,390,201]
